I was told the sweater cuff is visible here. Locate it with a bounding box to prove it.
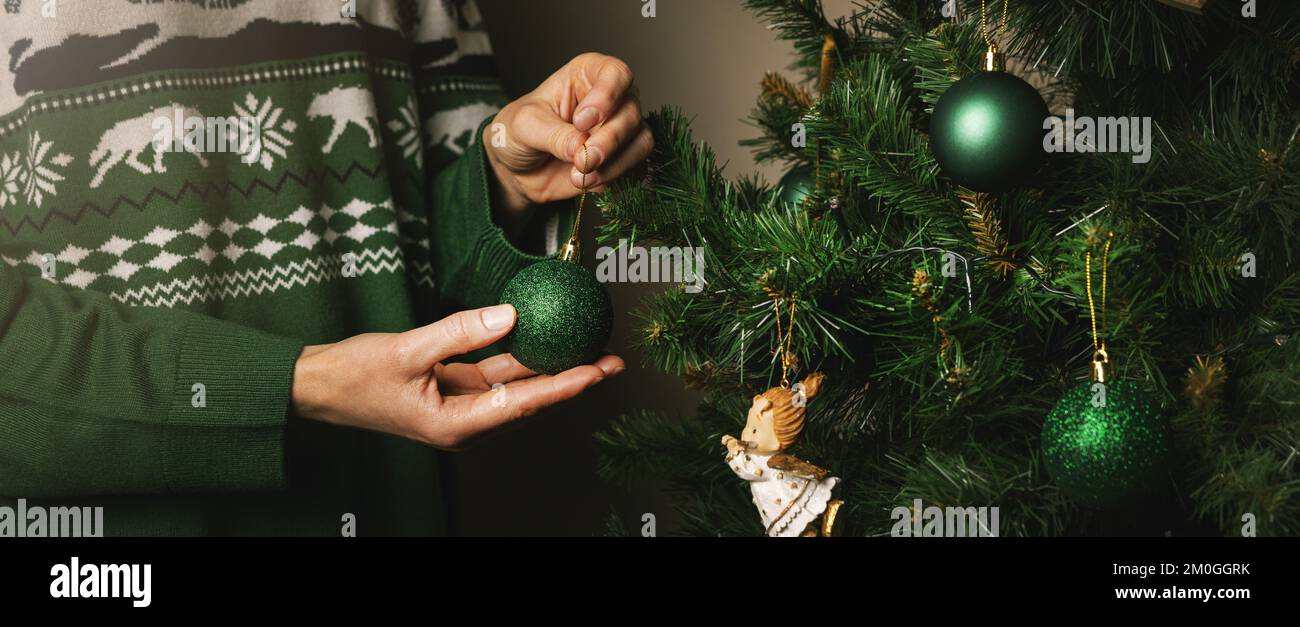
[438,116,575,309]
[163,319,303,494]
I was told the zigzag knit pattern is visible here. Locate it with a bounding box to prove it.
[0,161,400,236]
[0,4,505,316]
[108,247,416,308]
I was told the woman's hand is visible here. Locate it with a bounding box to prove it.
[291,304,624,450]
[485,53,654,220]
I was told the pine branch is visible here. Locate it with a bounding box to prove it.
[741,73,816,165]
[960,191,1016,276]
[762,71,815,110]
[593,0,1300,537]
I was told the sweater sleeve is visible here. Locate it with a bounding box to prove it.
[414,0,574,310]
[429,121,576,309]
[0,263,302,498]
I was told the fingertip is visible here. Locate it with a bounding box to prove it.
[574,106,601,132]
[594,354,626,377]
[482,303,516,331]
[476,352,537,385]
[566,130,590,163]
[513,359,539,379]
[586,374,607,390]
[571,167,601,190]
[575,144,604,173]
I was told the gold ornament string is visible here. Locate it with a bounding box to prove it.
[773,296,798,388]
[980,0,1010,71]
[560,144,592,263]
[1086,231,1115,382]
[980,0,1009,49]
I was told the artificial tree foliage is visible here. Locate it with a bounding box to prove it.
[594,0,1300,537]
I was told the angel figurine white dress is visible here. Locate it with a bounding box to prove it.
[722,372,842,537]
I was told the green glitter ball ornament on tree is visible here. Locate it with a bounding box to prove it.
[929,71,1049,193]
[500,259,613,375]
[1041,380,1170,508]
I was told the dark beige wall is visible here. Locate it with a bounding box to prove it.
[483,0,856,180]
[444,0,855,536]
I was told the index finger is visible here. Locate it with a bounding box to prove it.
[444,364,607,440]
[572,54,635,134]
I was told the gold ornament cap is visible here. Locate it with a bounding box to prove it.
[1092,348,1109,383]
[984,46,1006,72]
[559,236,582,264]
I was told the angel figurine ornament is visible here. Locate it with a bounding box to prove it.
[721,371,842,537]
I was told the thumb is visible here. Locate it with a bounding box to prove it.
[392,304,517,373]
[514,102,587,165]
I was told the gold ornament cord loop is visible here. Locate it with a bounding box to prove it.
[980,0,1009,71]
[1086,231,1115,382]
[560,145,591,263]
[773,297,797,388]
[980,0,1010,48]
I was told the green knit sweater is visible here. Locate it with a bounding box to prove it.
[0,0,562,535]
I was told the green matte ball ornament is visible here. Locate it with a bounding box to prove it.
[1041,381,1170,508]
[929,71,1050,193]
[500,259,613,375]
[777,165,816,208]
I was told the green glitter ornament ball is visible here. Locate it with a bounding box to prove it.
[929,71,1049,193]
[500,259,613,375]
[777,165,816,208]
[1041,381,1170,508]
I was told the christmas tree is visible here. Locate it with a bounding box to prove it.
[593,0,1300,536]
